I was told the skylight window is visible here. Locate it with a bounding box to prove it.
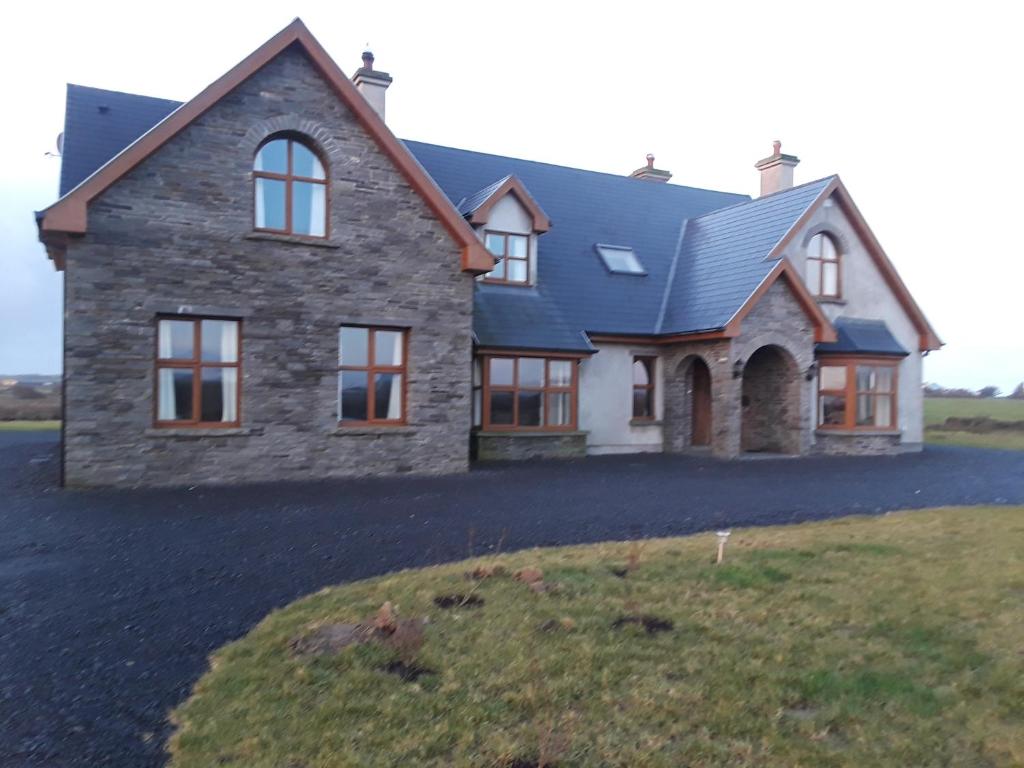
[595,244,645,275]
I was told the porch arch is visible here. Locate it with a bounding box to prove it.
[740,344,802,454]
[664,354,713,452]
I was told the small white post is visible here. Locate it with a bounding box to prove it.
[715,530,731,564]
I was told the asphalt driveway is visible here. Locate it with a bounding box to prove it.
[1,430,1023,767]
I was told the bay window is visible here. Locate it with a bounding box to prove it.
[479,355,577,430]
[155,317,240,427]
[818,359,898,430]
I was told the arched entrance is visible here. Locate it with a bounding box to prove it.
[741,345,801,454]
[665,355,713,452]
[690,358,711,446]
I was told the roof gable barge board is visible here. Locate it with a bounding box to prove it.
[765,176,942,352]
[38,19,493,275]
[461,175,551,232]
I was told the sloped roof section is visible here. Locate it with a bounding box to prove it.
[660,177,834,335]
[474,286,594,354]
[457,177,510,216]
[59,86,181,197]
[816,317,909,357]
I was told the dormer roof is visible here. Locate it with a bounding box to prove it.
[457,175,551,233]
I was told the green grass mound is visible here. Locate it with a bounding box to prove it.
[170,507,1024,767]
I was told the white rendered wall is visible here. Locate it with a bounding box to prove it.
[579,344,664,454]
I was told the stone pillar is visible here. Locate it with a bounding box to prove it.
[709,357,742,458]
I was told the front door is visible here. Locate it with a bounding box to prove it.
[691,360,711,446]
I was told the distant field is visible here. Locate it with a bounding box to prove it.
[924,397,1024,450]
[0,420,61,431]
[924,397,1024,426]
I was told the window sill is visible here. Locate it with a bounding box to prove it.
[475,430,587,438]
[630,419,662,427]
[330,425,417,436]
[816,428,900,437]
[245,232,341,249]
[815,297,847,306]
[145,426,261,438]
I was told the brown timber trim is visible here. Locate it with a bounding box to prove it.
[724,259,837,344]
[479,353,579,432]
[816,355,900,432]
[467,175,551,233]
[587,330,731,345]
[252,135,329,238]
[337,326,409,427]
[37,18,494,275]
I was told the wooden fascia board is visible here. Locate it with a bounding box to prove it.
[467,176,552,233]
[38,18,494,275]
[474,347,592,359]
[724,260,838,344]
[764,176,841,261]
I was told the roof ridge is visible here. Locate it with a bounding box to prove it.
[402,139,749,199]
[691,175,838,221]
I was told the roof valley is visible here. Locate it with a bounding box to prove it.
[655,218,690,335]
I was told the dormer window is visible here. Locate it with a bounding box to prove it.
[254,135,327,238]
[483,231,529,284]
[596,244,645,275]
[806,232,840,298]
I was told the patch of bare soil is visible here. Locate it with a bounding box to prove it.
[611,614,674,635]
[433,594,484,609]
[378,660,435,682]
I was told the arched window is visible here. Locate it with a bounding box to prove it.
[806,232,840,298]
[253,136,327,237]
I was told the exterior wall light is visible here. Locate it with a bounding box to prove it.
[805,361,819,381]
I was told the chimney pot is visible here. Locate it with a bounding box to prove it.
[361,49,374,70]
[754,140,800,196]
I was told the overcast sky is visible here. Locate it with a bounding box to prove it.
[2,1,1021,391]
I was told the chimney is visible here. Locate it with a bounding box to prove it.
[629,153,672,183]
[352,49,393,121]
[754,140,800,196]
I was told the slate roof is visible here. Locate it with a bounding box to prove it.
[53,86,838,353]
[59,85,182,196]
[816,318,908,357]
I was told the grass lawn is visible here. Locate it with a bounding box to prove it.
[0,420,60,431]
[170,506,1024,768]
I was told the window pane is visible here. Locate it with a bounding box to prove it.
[822,261,839,296]
[292,142,325,179]
[597,245,644,274]
[254,139,288,173]
[508,235,528,258]
[819,394,846,426]
[489,391,514,425]
[506,258,528,283]
[158,320,194,360]
[157,368,193,421]
[485,233,505,256]
[633,359,650,386]
[374,373,403,420]
[549,392,571,426]
[339,370,368,421]
[806,259,821,295]
[856,394,875,426]
[374,330,403,366]
[200,367,238,423]
[856,366,877,392]
[339,327,369,367]
[549,360,572,387]
[291,182,326,237]
[875,395,893,427]
[489,358,514,387]
[255,178,286,230]
[519,358,545,388]
[876,367,894,393]
[633,388,652,419]
[820,234,838,261]
[200,320,238,363]
[483,259,505,281]
[808,234,822,258]
[518,391,543,426]
[819,365,846,391]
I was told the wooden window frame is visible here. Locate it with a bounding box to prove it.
[253,135,329,239]
[807,232,841,299]
[479,353,578,432]
[337,326,408,427]
[481,230,530,286]
[632,356,656,421]
[153,316,242,428]
[817,356,899,431]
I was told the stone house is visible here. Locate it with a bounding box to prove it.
[36,20,941,487]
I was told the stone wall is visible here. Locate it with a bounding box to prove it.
[62,47,474,487]
[472,432,588,461]
[812,431,902,456]
[740,347,801,453]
